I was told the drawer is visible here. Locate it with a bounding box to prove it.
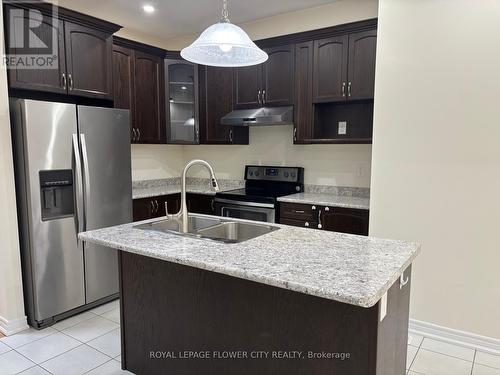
[280,202,318,221]
[280,217,318,229]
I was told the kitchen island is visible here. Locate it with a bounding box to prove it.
[79,215,420,375]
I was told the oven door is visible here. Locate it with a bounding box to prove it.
[215,199,276,223]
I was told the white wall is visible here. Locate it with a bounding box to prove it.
[131,144,183,181]
[0,5,27,335]
[371,0,500,339]
[184,126,372,186]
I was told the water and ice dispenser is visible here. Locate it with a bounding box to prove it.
[39,170,75,221]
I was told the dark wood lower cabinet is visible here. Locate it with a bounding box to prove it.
[279,202,369,236]
[119,252,411,375]
[132,193,214,221]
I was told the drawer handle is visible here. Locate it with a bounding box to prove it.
[294,210,305,214]
[317,209,323,229]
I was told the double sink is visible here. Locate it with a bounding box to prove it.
[134,214,280,243]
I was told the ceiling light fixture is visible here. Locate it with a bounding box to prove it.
[180,0,268,67]
[142,4,155,13]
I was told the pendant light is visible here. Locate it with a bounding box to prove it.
[180,0,268,67]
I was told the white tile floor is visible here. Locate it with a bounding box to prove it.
[2,302,500,375]
[0,300,132,375]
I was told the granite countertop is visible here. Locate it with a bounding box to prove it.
[278,193,370,210]
[132,178,244,199]
[79,217,420,308]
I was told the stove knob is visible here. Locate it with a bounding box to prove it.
[291,172,296,178]
[255,171,260,177]
[249,171,254,176]
[284,172,289,178]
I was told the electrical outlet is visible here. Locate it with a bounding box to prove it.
[338,121,347,135]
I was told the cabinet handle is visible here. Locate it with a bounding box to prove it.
[211,198,215,212]
[262,90,266,105]
[342,82,346,97]
[196,128,199,143]
[155,200,159,213]
[68,74,73,90]
[293,127,297,142]
[150,200,155,214]
[294,210,305,214]
[258,90,262,105]
[62,73,67,90]
[400,272,409,289]
[137,128,141,141]
[348,81,352,97]
[304,222,310,227]
[229,129,233,143]
[318,209,323,229]
[132,128,137,142]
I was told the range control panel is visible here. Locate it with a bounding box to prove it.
[245,166,304,183]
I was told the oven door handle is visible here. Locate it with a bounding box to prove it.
[215,198,275,209]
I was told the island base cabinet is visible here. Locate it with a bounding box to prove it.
[118,252,411,375]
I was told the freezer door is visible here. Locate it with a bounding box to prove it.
[77,106,132,303]
[13,100,85,322]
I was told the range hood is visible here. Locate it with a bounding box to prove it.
[221,106,294,126]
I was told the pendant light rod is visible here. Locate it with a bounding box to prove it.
[221,0,230,23]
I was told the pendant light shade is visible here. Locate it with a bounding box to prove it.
[180,0,268,67]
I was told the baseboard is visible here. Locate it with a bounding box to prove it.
[0,315,29,336]
[410,319,500,355]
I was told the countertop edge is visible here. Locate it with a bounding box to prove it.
[79,231,420,308]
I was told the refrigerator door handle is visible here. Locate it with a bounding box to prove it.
[72,134,84,250]
[80,133,91,231]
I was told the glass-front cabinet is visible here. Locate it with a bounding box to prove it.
[165,59,199,144]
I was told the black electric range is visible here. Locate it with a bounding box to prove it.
[214,166,304,223]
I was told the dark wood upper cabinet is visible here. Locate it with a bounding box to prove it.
[312,36,349,103]
[112,44,134,142]
[112,45,134,110]
[199,66,249,145]
[134,51,165,143]
[4,6,67,94]
[165,59,199,144]
[347,30,377,100]
[293,41,314,144]
[4,3,120,98]
[233,45,295,109]
[64,22,113,99]
[263,45,295,106]
[233,64,262,109]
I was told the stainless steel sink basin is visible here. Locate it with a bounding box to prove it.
[197,221,279,243]
[134,214,279,243]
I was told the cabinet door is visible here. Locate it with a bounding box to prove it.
[134,51,166,143]
[64,21,113,99]
[313,36,348,103]
[166,60,199,144]
[112,45,135,142]
[132,198,154,221]
[347,29,377,100]
[187,194,215,215]
[5,5,67,94]
[233,64,263,109]
[293,42,314,143]
[199,66,249,145]
[320,207,369,236]
[155,194,181,216]
[263,45,295,107]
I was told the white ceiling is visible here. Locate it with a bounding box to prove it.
[54,0,338,41]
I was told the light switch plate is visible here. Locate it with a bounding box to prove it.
[338,121,347,135]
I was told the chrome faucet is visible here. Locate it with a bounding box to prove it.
[167,160,219,233]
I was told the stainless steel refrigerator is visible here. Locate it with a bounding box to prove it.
[10,99,132,329]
